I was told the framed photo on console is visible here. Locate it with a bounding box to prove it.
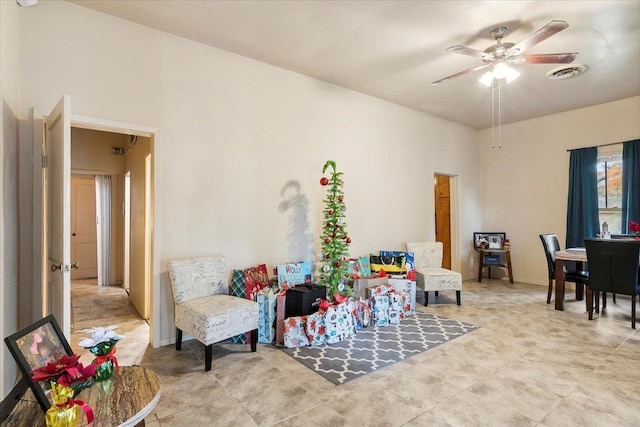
[4,314,74,412]
[473,232,506,249]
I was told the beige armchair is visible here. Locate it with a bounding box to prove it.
[405,242,462,306]
[167,256,259,371]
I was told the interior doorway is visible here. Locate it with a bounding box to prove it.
[434,173,459,271]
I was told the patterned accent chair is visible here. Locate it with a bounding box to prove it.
[405,242,462,306]
[167,256,259,371]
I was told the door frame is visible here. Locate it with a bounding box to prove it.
[33,108,160,347]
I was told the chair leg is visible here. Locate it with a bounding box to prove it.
[175,328,183,351]
[456,291,461,306]
[205,344,213,371]
[547,279,553,304]
[587,287,593,320]
[424,291,429,307]
[250,329,258,352]
[632,296,636,329]
[595,292,600,314]
[613,293,616,304]
[602,292,607,310]
[435,291,439,296]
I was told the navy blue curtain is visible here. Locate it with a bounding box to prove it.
[621,139,640,233]
[566,147,599,248]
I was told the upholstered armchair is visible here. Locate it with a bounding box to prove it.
[167,256,259,371]
[405,242,462,306]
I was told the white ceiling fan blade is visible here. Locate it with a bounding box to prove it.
[518,53,578,64]
[446,45,492,60]
[431,64,491,85]
[510,20,569,55]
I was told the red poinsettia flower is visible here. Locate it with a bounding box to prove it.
[31,354,82,382]
[629,221,640,233]
[56,362,97,387]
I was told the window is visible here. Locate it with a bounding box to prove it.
[597,154,622,234]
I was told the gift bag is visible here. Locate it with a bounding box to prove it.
[380,251,415,272]
[324,301,355,344]
[371,295,390,327]
[283,315,310,348]
[388,292,403,325]
[275,293,286,346]
[229,269,249,344]
[353,298,372,330]
[285,284,326,317]
[305,311,326,346]
[244,264,270,301]
[358,256,372,277]
[370,254,406,274]
[257,291,277,344]
[276,261,313,287]
[387,278,417,316]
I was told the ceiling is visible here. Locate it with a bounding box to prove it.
[69,0,640,129]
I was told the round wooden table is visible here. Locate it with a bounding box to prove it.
[1,366,160,427]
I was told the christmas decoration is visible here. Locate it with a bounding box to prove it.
[319,160,353,300]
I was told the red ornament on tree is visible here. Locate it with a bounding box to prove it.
[320,177,329,186]
[335,262,341,268]
[346,237,352,244]
[324,238,331,244]
[338,197,343,202]
[328,210,333,215]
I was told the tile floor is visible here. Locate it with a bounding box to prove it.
[76,279,640,426]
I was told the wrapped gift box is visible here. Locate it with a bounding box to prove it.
[388,293,403,324]
[353,276,388,299]
[353,297,372,329]
[283,315,310,348]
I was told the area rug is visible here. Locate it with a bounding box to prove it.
[281,312,479,385]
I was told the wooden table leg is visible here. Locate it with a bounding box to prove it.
[477,251,484,282]
[555,258,565,311]
[575,261,584,300]
[506,250,514,284]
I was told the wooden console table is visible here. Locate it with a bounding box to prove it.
[477,248,514,284]
[1,366,160,427]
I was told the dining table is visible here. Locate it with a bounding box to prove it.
[554,247,587,311]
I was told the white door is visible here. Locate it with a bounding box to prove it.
[46,95,72,338]
[71,176,98,280]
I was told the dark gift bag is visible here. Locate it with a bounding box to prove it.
[285,284,327,317]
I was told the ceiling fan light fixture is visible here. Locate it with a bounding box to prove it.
[478,63,520,87]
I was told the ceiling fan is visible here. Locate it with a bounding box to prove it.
[431,20,577,85]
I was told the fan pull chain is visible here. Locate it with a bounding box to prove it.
[498,81,502,149]
[491,79,495,149]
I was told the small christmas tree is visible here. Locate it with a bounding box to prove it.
[319,160,353,300]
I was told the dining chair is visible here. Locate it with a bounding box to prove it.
[584,239,640,329]
[539,234,589,305]
[167,256,259,371]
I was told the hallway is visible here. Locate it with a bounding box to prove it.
[70,279,149,366]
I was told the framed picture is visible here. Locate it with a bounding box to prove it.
[4,314,73,412]
[473,232,506,249]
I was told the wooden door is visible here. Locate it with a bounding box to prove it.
[46,95,72,339]
[71,176,98,279]
[434,174,451,269]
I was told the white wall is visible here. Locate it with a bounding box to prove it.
[18,1,482,346]
[0,0,21,399]
[479,96,640,286]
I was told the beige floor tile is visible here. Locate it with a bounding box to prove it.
[539,397,632,426]
[272,404,351,427]
[382,372,464,410]
[426,389,537,426]
[332,388,424,426]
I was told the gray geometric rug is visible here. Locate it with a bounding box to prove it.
[281,312,479,385]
